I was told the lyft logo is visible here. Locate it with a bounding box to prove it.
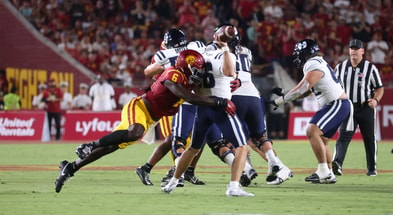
[75,118,120,136]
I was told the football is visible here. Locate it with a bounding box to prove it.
[215,25,236,42]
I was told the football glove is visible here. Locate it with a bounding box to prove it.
[271,87,284,96]
[225,99,236,116]
[214,97,237,117]
[265,100,279,110]
[230,78,241,92]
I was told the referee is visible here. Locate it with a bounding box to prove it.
[332,39,384,176]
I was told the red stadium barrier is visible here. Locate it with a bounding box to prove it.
[62,111,120,141]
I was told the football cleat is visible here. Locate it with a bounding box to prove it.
[332,161,342,176]
[55,160,74,193]
[240,169,258,187]
[267,165,293,185]
[135,166,153,186]
[184,174,205,185]
[240,171,251,187]
[266,162,280,182]
[305,173,336,184]
[225,186,254,197]
[160,166,176,187]
[366,170,377,176]
[161,178,179,194]
[75,143,94,159]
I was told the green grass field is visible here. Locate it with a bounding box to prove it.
[0,140,392,215]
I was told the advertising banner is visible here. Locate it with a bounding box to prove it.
[62,111,121,141]
[0,111,49,141]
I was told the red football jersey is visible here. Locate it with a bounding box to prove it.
[144,66,191,119]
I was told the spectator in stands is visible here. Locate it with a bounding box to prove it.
[3,86,21,110]
[177,0,198,27]
[116,64,132,86]
[118,82,137,108]
[19,0,33,21]
[42,79,63,140]
[32,84,47,110]
[367,31,389,67]
[59,81,72,111]
[71,83,92,110]
[89,75,116,111]
[263,0,283,21]
[200,9,219,43]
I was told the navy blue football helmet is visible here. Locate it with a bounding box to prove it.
[292,39,320,68]
[163,29,187,49]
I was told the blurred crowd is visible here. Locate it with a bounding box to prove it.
[9,0,393,87]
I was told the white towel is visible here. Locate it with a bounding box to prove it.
[141,122,158,145]
[345,100,354,131]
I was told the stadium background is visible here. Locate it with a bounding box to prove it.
[1,0,393,140]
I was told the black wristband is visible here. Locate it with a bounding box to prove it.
[214,97,228,110]
[373,98,379,104]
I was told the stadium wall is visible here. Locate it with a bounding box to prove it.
[0,0,95,109]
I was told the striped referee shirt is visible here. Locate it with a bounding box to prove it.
[335,59,383,104]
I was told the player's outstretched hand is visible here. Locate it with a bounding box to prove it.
[230,78,241,92]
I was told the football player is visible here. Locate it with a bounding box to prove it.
[54,50,236,193]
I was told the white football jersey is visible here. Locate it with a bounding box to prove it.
[153,41,206,68]
[231,46,260,98]
[198,48,236,99]
[303,56,344,106]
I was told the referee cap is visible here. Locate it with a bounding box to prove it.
[349,39,363,49]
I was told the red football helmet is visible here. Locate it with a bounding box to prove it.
[175,50,205,83]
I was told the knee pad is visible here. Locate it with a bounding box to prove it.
[171,136,186,158]
[252,133,273,150]
[208,138,234,163]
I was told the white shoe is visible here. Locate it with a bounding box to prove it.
[321,173,337,184]
[225,186,254,197]
[161,178,178,194]
[267,165,293,185]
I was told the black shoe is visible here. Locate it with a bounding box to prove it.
[332,161,342,176]
[75,143,93,159]
[55,160,74,193]
[266,165,280,182]
[366,170,377,176]
[176,177,185,187]
[305,173,337,184]
[240,169,258,187]
[249,168,258,181]
[240,171,251,187]
[135,166,153,186]
[184,174,205,185]
[160,167,175,187]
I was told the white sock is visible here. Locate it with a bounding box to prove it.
[174,157,180,167]
[265,150,277,164]
[229,181,239,188]
[275,156,284,168]
[223,153,235,167]
[316,163,330,177]
[244,160,253,173]
[169,177,179,185]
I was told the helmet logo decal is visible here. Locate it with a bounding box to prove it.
[185,55,196,66]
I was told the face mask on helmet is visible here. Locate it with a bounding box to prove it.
[163,29,187,49]
[175,50,205,85]
[292,39,320,68]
